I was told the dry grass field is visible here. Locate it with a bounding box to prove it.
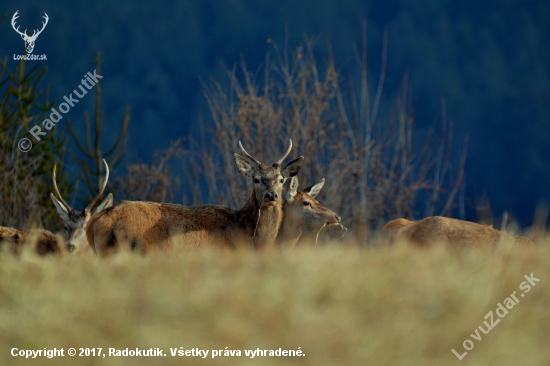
[0,237,548,366]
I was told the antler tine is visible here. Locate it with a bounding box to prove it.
[11,11,25,36]
[11,10,18,26]
[34,13,49,36]
[85,159,110,212]
[41,13,48,28]
[52,162,72,211]
[238,141,261,166]
[275,138,293,166]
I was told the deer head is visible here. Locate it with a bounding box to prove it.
[234,139,303,207]
[285,176,342,227]
[50,159,112,252]
[11,11,49,54]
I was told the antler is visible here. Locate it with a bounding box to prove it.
[11,11,26,37]
[32,13,49,38]
[238,141,262,166]
[85,159,110,212]
[52,162,72,211]
[275,139,293,166]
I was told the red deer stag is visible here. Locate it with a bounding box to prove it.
[384,216,535,249]
[50,159,113,252]
[87,139,303,255]
[278,176,343,248]
[0,160,111,256]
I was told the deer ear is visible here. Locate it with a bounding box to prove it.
[234,154,256,177]
[281,157,304,178]
[93,193,113,215]
[302,178,325,198]
[286,176,299,201]
[50,193,70,221]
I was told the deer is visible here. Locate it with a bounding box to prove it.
[50,159,113,253]
[383,216,535,249]
[277,176,344,248]
[86,139,303,256]
[11,11,49,54]
[0,226,62,255]
[0,160,111,256]
[0,197,112,255]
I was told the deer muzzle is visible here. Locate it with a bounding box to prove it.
[264,191,278,203]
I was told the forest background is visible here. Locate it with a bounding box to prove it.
[2,0,549,229]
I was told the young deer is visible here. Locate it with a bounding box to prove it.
[384,216,535,249]
[50,159,113,252]
[278,176,343,248]
[87,139,303,255]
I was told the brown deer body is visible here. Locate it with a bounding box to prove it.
[0,226,61,255]
[278,177,342,248]
[87,140,303,255]
[384,216,535,248]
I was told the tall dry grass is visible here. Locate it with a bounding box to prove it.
[0,238,547,366]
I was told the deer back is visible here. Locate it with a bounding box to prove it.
[384,216,534,249]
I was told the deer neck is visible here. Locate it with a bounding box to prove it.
[277,213,302,248]
[238,193,283,248]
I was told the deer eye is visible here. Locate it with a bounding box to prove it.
[253,178,260,184]
[279,179,284,183]
[303,201,310,206]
